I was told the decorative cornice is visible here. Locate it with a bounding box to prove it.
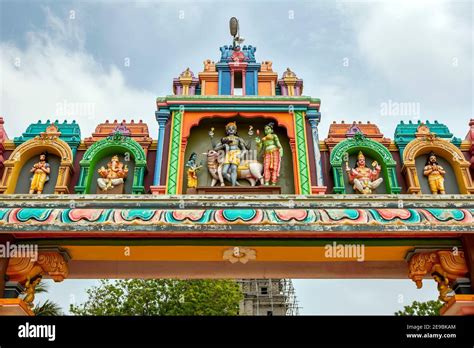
[156,96,320,113]
[0,195,472,236]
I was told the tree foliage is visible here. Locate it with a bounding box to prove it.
[395,300,443,316]
[70,279,243,316]
[34,300,63,316]
[27,280,63,316]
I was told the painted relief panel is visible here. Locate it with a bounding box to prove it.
[182,117,295,193]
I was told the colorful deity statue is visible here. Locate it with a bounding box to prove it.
[97,155,129,192]
[423,152,446,194]
[186,152,202,189]
[345,151,383,194]
[255,122,283,185]
[29,152,51,194]
[213,122,249,186]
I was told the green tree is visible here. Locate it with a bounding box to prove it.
[395,300,443,316]
[28,280,63,316]
[70,279,243,316]
[34,300,63,316]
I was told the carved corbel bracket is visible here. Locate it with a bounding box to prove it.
[6,249,70,285]
[408,250,468,302]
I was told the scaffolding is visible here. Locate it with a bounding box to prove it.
[237,279,300,316]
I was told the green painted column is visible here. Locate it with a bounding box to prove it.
[294,111,312,195]
[166,110,184,194]
[332,167,345,194]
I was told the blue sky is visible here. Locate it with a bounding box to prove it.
[1,0,472,314]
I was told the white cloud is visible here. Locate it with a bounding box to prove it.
[309,0,472,139]
[357,0,471,91]
[0,8,156,138]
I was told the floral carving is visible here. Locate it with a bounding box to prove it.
[223,247,256,264]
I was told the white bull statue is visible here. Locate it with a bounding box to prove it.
[204,149,264,187]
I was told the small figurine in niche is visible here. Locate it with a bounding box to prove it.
[213,122,250,186]
[423,152,446,194]
[97,155,129,192]
[432,272,452,303]
[23,275,42,307]
[186,152,202,189]
[29,152,51,194]
[255,122,283,186]
[345,151,383,194]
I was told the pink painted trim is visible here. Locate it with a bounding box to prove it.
[157,100,315,106]
[11,231,462,240]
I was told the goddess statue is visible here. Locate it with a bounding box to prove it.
[97,155,129,192]
[255,122,283,185]
[186,152,202,189]
[29,152,51,194]
[423,152,446,194]
[345,151,383,194]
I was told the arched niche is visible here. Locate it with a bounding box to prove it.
[167,111,301,194]
[0,128,74,194]
[182,116,295,194]
[75,134,147,194]
[402,135,474,194]
[330,132,401,194]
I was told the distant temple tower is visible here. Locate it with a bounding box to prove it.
[238,279,299,316]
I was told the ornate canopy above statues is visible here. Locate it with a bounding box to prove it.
[0,124,74,194]
[83,120,152,155]
[394,120,462,158]
[75,131,146,194]
[330,132,401,194]
[402,127,474,194]
[13,120,81,156]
